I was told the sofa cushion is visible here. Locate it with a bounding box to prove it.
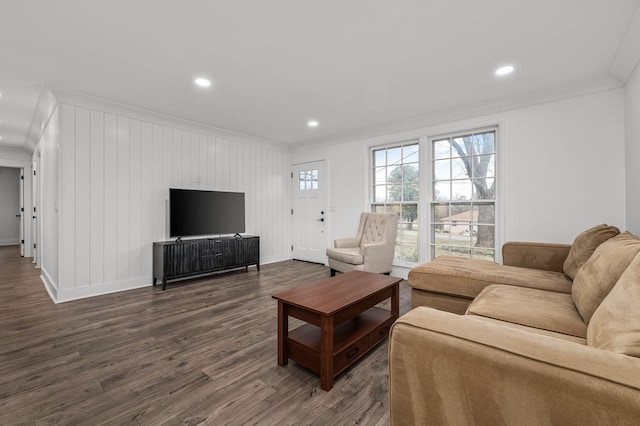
[562,224,620,280]
[470,315,587,344]
[587,252,640,357]
[572,232,640,324]
[467,285,587,338]
[408,257,572,300]
[325,247,363,265]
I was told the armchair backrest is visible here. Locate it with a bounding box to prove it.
[361,212,398,246]
[353,212,369,244]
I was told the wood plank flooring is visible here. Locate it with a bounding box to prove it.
[0,246,412,425]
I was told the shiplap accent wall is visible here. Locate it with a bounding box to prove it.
[53,100,289,302]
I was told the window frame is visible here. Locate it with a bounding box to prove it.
[426,126,499,261]
[370,140,420,268]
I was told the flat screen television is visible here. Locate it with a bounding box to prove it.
[169,188,245,238]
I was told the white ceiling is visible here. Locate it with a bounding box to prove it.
[1,0,639,151]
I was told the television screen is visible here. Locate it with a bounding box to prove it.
[170,189,246,237]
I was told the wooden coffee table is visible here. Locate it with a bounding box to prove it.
[272,270,401,391]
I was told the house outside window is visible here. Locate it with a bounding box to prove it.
[430,129,496,260]
[371,142,419,265]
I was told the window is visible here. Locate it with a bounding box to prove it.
[430,129,496,260]
[298,169,318,190]
[372,142,419,264]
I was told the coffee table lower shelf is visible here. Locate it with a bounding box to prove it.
[287,307,395,379]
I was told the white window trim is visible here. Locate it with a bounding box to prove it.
[369,139,420,268]
[421,125,503,264]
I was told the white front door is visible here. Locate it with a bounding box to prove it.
[292,160,327,264]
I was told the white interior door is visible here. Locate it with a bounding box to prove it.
[292,160,327,264]
[32,158,39,266]
[19,168,24,256]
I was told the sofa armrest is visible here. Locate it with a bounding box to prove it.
[334,237,361,248]
[502,241,571,272]
[389,307,640,426]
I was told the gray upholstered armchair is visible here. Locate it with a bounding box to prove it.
[326,212,398,276]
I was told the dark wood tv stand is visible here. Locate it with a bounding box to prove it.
[152,235,259,290]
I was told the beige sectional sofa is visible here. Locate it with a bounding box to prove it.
[389,225,640,425]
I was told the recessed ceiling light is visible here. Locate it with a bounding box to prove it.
[495,65,515,76]
[194,78,211,88]
[308,121,319,127]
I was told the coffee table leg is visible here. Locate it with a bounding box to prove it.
[277,301,288,366]
[320,315,334,391]
[391,283,400,319]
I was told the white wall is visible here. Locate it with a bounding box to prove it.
[39,107,60,298]
[625,63,640,235]
[46,93,289,302]
[292,88,626,276]
[0,167,20,245]
[290,143,370,251]
[0,147,31,166]
[503,90,625,242]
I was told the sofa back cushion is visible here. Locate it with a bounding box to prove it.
[572,232,640,323]
[563,224,620,280]
[587,252,640,357]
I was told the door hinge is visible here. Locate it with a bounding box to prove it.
[21,240,24,244]
[291,208,293,215]
[33,170,36,176]
[21,175,24,180]
[34,207,36,212]
[33,243,36,249]
[291,245,293,251]
[291,172,293,178]
[21,207,24,212]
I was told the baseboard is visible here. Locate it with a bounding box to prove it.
[261,254,291,265]
[0,239,19,246]
[391,265,410,280]
[40,267,58,302]
[53,276,153,303]
[43,255,291,303]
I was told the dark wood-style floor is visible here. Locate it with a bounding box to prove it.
[0,246,411,425]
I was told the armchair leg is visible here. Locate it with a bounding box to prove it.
[330,268,336,277]
[383,272,390,276]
